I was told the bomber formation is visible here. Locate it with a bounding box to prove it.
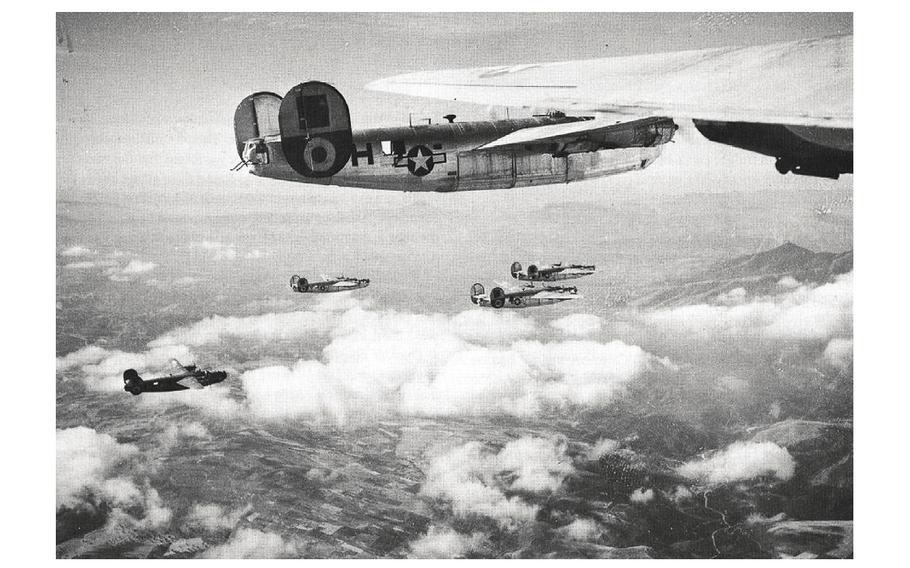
[121,261,595,394]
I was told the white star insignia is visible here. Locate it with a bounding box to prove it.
[410,148,432,173]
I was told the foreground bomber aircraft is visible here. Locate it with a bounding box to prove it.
[234,82,677,191]
[367,35,852,179]
[290,274,370,293]
[123,360,227,395]
[511,261,595,282]
[471,282,580,308]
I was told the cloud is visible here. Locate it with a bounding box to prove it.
[677,441,795,484]
[61,245,94,257]
[557,518,601,542]
[56,427,173,531]
[449,309,536,343]
[629,488,655,503]
[57,426,140,509]
[57,344,196,393]
[588,438,621,460]
[550,314,603,337]
[60,296,664,423]
[420,437,573,526]
[409,526,485,558]
[183,503,247,533]
[104,258,158,281]
[149,296,355,347]
[200,528,298,558]
[644,272,852,342]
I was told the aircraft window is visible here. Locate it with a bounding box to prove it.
[381,141,392,155]
[392,141,406,155]
[300,94,330,129]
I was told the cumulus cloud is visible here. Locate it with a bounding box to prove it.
[410,526,485,558]
[677,441,795,484]
[149,295,358,348]
[557,518,601,542]
[239,303,661,423]
[629,488,655,503]
[421,437,573,526]
[57,427,140,509]
[57,344,195,393]
[644,272,852,342]
[201,528,299,558]
[60,296,663,423]
[57,427,173,531]
[588,438,621,460]
[183,503,248,533]
[550,314,603,336]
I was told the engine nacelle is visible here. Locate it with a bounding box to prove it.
[510,262,522,279]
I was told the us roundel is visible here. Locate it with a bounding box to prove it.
[303,137,338,173]
[406,145,435,176]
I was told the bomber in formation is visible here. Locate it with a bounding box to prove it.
[234,36,851,189]
[290,274,370,293]
[122,360,227,395]
[234,82,677,192]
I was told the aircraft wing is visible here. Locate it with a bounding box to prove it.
[476,116,670,151]
[367,35,851,129]
[534,291,580,300]
[176,376,204,390]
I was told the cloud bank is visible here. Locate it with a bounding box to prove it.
[677,441,795,484]
[644,272,852,343]
[421,437,573,526]
[59,296,666,424]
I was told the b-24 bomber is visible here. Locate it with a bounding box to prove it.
[470,282,580,309]
[511,261,595,282]
[123,360,227,395]
[290,274,370,293]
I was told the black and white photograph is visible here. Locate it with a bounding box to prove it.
[50,8,863,560]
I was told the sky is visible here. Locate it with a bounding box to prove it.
[56,12,853,193]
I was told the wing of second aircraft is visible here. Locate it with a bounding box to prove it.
[367,35,851,129]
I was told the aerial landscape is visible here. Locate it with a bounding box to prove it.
[56,13,853,559]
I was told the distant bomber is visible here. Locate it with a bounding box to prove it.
[234,81,677,192]
[290,274,370,293]
[123,360,227,395]
[471,282,580,309]
[511,262,595,282]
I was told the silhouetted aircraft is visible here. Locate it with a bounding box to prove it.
[511,261,595,282]
[470,282,580,309]
[123,359,227,395]
[368,35,852,180]
[290,274,370,293]
[234,82,677,191]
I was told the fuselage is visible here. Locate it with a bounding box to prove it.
[245,115,666,192]
[235,83,675,192]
